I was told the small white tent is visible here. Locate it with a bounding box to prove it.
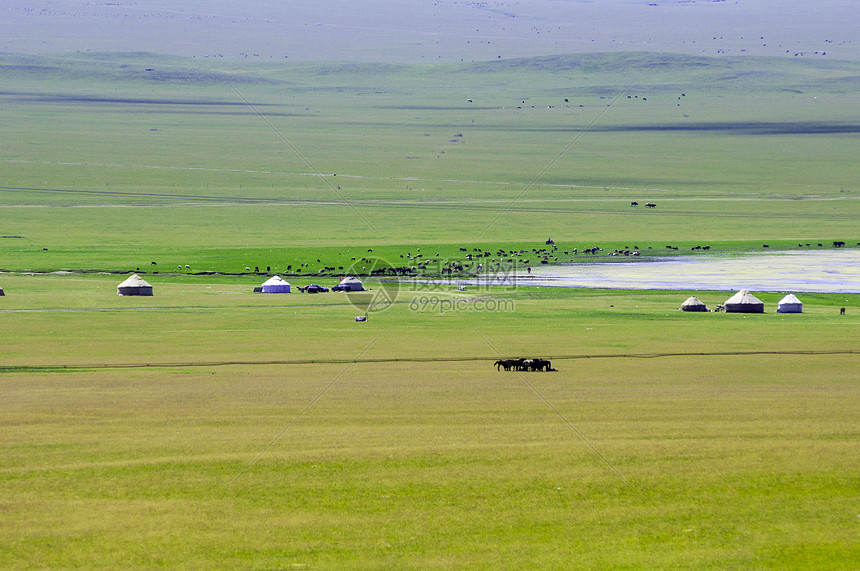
[338,276,364,291]
[680,296,709,312]
[724,290,764,313]
[777,294,803,313]
[0,285,4,296]
[261,275,291,293]
[117,274,153,296]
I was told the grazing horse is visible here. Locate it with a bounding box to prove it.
[530,359,553,372]
[630,201,639,206]
[645,202,656,208]
[494,359,513,371]
[840,307,846,315]
[494,358,559,372]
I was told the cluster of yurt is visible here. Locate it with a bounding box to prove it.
[113,274,358,296]
[680,290,803,314]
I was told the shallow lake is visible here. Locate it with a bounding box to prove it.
[462,250,860,293]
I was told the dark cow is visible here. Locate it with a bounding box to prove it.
[840,307,846,315]
[645,203,656,208]
[630,201,639,206]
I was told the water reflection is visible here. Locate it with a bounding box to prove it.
[496,251,860,293]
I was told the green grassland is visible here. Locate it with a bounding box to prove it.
[0,275,858,568]
[1,52,858,275]
[1,52,859,568]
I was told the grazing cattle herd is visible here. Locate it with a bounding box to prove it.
[494,358,557,372]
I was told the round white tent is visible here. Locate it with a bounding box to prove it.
[724,290,764,313]
[338,276,365,291]
[117,274,153,296]
[680,296,709,312]
[777,294,803,313]
[0,285,4,296]
[261,275,291,293]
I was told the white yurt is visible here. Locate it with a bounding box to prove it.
[261,275,291,293]
[117,274,153,296]
[680,296,709,312]
[724,290,764,313]
[0,285,4,296]
[777,294,803,313]
[339,276,365,291]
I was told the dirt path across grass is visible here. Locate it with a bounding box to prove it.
[2,349,858,373]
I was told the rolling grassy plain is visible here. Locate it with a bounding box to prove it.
[1,52,859,568]
[0,275,858,568]
[1,51,859,274]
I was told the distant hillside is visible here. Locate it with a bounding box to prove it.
[1,0,857,62]
[2,51,859,96]
[460,52,860,82]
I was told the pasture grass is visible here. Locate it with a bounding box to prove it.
[1,51,858,276]
[1,51,859,568]
[0,275,858,568]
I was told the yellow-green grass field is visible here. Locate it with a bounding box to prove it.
[1,275,858,568]
[1,51,859,568]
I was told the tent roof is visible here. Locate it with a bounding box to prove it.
[725,289,763,305]
[340,276,362,284]
[778,294,802,305]
[117,274,152,288]
[680,296,706,307]
[262,275,290,286]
